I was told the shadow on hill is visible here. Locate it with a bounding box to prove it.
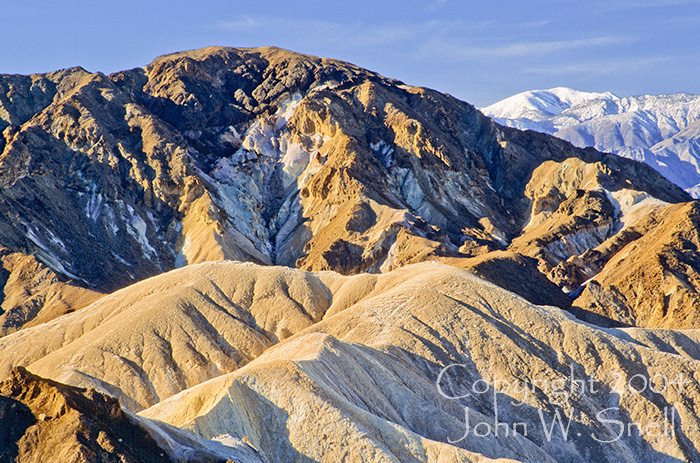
[374,292,696,462]
[0,396,36,462]
[193,381,320,463]
[568,305,633,329]
[394,338,693,462]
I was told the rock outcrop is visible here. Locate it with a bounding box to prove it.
[0,366,263,463]
[0,366,174,463]
[569,202,700,328]
[505,155,700,328]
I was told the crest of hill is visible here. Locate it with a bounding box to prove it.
[2,260,700,461]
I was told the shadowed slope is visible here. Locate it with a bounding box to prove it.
[1,260,699,462]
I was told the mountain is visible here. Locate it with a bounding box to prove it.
[0,47,690,334]
[481,88,700,196]
[481,87,618,126]
[2,47,700,462]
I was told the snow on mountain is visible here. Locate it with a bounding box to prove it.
[483,87,618,122]
[482,88,700,196]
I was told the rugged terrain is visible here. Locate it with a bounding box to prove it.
[2,47,700,462]
[0,47,693,333]
[483,87,700,328]
[2,261,700,462]
[0,365,263,462]
[481,87,700,196]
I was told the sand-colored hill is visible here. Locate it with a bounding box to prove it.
[1,260,699,462]
[0,248,102,337]
[0,262,349,410]
[138,261,700,462]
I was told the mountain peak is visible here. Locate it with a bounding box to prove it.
[481,87,618,121]
[147,45,318,68]
[481,86,700,196]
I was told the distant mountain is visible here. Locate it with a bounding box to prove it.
[482,88,700,196]
[482,87,618,125]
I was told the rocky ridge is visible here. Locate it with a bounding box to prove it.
[0,48,693,333]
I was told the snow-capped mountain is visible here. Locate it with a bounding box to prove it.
[482,87,618,126]
[482,88,700,196]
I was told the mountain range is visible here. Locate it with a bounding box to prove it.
[1,47,700,462]
[481,87,700,197]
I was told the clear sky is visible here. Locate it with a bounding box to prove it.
[2,0,699,106]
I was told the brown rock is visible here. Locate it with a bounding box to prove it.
[0,366,173,463]
[573,202,700,328]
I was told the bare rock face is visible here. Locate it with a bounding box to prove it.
[0,366,174,463]
[511,188,616,273]
[517,154,700,329]
[570,202,700,328]
[501,155,700,328]
[511,157,668,273]
[0,46,692,331]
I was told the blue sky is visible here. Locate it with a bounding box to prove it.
[2,0,700,106]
